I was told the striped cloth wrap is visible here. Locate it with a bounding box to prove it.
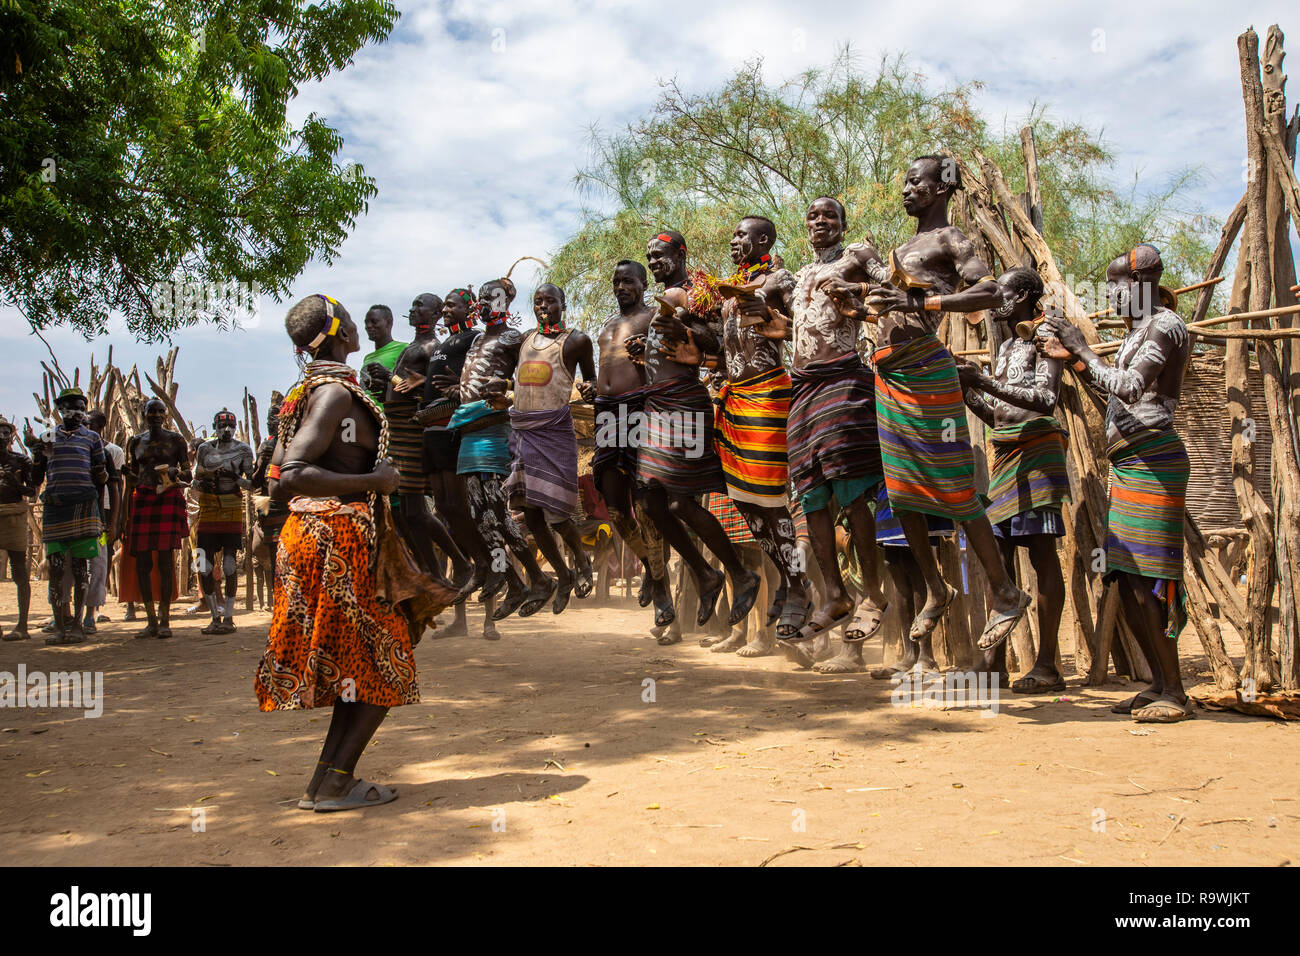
[635,377,724,497]
[715,365,792,507]
[196,491,245,536]
[384,393,428,495]
[984,416,1071,525]
[1105,427,1189,639]
[506,404,580,520]
[786,352,882,499]
[874,332,984,522]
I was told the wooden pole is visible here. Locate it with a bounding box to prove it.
[1019,126,1044,235]
[1261,24,1300,691]
[1235,28,1287,690]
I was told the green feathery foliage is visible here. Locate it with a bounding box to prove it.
[550,49,1219,329]
[0,0,398,338]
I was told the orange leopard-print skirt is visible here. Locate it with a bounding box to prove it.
[255,497,418,711]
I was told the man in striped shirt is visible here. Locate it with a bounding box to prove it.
[28,388,106,645]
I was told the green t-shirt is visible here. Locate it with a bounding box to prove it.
[362,339,408,408]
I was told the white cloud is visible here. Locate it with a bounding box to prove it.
[4,0,1294,425]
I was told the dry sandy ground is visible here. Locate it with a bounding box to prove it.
[0,590,1297,867]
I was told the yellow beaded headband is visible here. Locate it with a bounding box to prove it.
[306,294,341,349]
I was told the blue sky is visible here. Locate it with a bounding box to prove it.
[2,0,1294,431]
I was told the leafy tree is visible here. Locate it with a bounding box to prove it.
[550,49,1219,329]
[0,0,398,338]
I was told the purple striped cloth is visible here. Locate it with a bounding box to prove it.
[507,405,580,520]
[787,352,882,499]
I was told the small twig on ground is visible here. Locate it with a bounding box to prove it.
[1197,817,1252,826]
[655,823,723,828]
[759,845,818,867]
[758,841,863,866]
[1157,814,1186,847]
[1115,776,1221,797]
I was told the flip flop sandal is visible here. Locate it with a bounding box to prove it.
[1132,697,1194,723]
[477,568,508,604]
[1111,691,1159,715]
[552,578,573,615]
[134,625,157,640]
[775,598,812,639]
[314,779,399,813]
[653,593,676,628]
[516,577,557,619]
[1011,673,1067,694]
[870,665,907,680]
[637,572,655,608]
[201,621,224,635]
[573,569,594,599]
[44,632,82,646]
[491,582,530,621]
[977,590,1032,650]
[2,630,30,642]
[766,585,789,628]
[696,571,727,627]
[727,573,762,627]
[656,629,682,646]
[846,602,889,642]
[156,626,173,639]
[909,585,957,640]
[796,607,853,641]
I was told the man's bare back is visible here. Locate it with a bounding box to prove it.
[271,383,380,496]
